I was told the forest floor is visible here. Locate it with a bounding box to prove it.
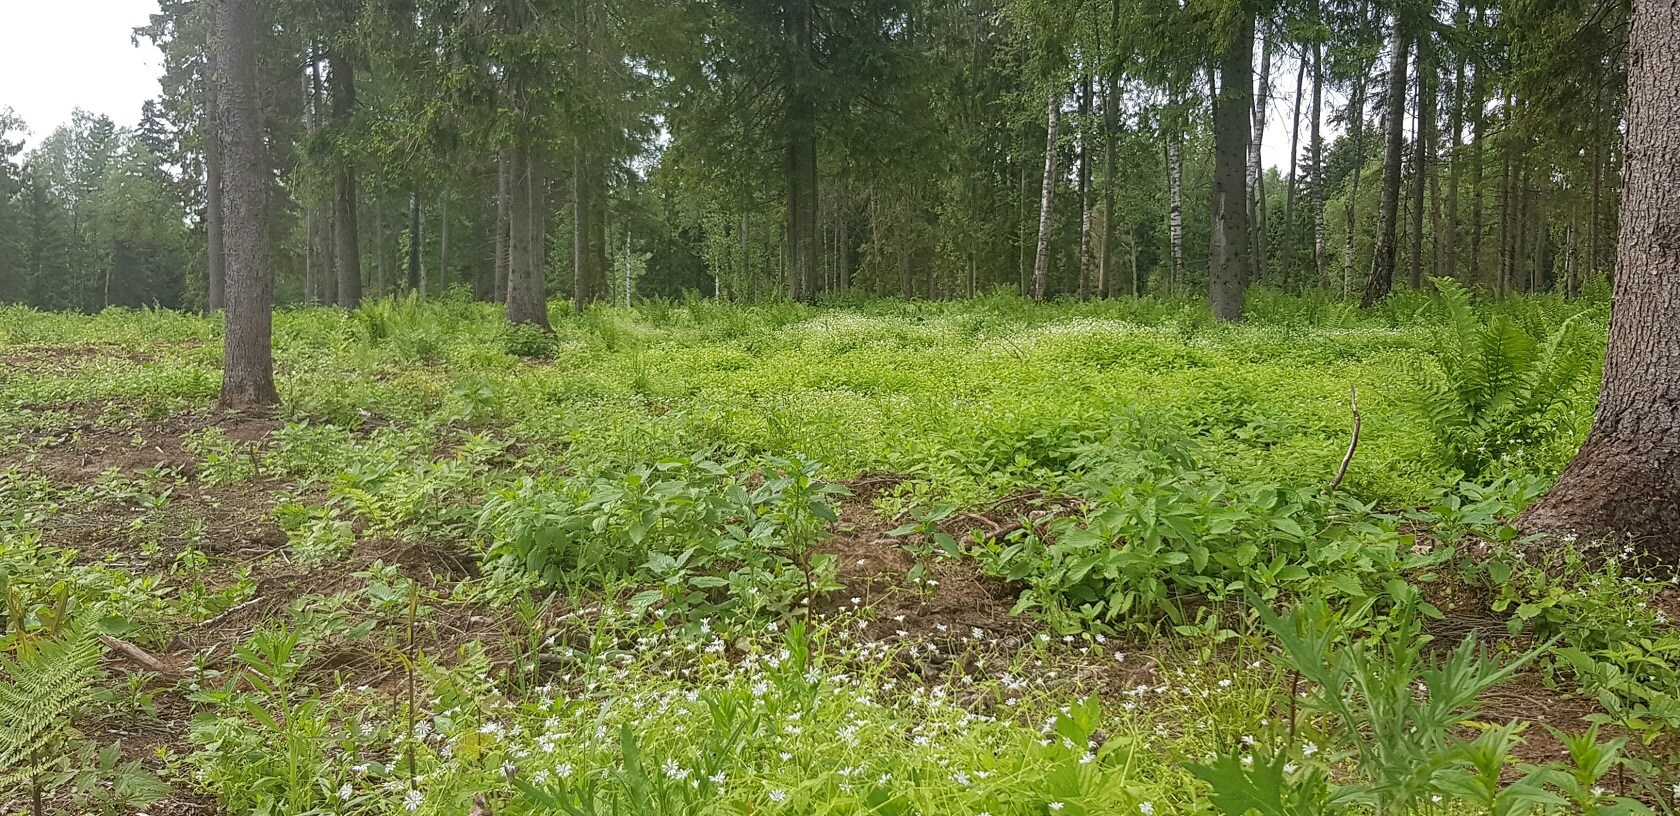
[2,295,1677,814]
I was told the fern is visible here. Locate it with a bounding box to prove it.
[1405,279,1599,476]
[0,626,104,791]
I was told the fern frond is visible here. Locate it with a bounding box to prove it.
[0,626,104,789]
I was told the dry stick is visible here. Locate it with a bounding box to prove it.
[406,583,418,791]
[99,634,172,675]
[1327,387,1362,492]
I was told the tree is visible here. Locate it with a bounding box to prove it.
[1518,0,1680,564]
[1209,9,1255,321]
[214,0,279,408]
[1360,16,1409,308]
[1031,87,1060,301]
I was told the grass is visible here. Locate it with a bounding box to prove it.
[2,289,1677,815]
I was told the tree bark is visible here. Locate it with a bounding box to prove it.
[407,194,421,292]
[438,191,449,293]
[1248,30,1272,283]
[1211,17,1256,321]
[1409,37,1430,290]
[506,146,551,329]
[1520,0,1680,563]
[1310,42,1327,285]
[496,149,510,303]
[1361,19,1410,308]
[1031,86,1061,302]
[1168,138,1185,293]
[204,0,226,312]
[1445,41,1464,280]
[329,49,360,308]
[1077,74,1094,299]
[785,0,819,302]
[1101,74,1119,298]
[1282,50,1306,287]
[1342,76,1367,296]
[213,0,277,408]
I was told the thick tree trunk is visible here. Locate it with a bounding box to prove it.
[374,201,386,297]
[506,146,551,329]
[1361,20,1409,308]
[572,151,591,312]
[213,0,277,408]
[205,0,226,312]
[785,0,819,302]
[1520,0,1680,563]
[330,50,361,308]
[438,192,449,293]
[1211,17,1256,321]
[1032,86,1061,302]
[1468,40,1487,286]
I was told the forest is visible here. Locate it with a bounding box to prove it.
[2,0,1679,813]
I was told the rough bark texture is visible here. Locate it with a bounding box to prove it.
[1311,43,1327,284]
[1282,53,1305,285]
[330,50,361,308]
[204,0,226,312]
[1077,75,1094,299]
[1031,87,1060,302]
[213,0,277,408]
[785,0,819,302]
[407,195,421,291]
[505,147,552,329]
[1361,21,1409,308]
[1210,17,1255,322]
[1521,0,1680,564]
[1409,39,1429,290]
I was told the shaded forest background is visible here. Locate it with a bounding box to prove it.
[0,0,1627,314]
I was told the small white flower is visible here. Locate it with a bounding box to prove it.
[1139,803,1155,816]
[1241,755,1254,768]
[1591,786,1606,798]
[1048,802,1065,812]
[338,783,353,802]
[556,762,575,779]
[1302,741,1318,757]
[769,789,789,803]
[403,789,423,813]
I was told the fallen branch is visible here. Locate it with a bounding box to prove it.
[1327,387,1361,493]
[98,635,172,675]
[197,596,263,629]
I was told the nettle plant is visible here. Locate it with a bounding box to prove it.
[476,454,846,621]
[977,420,1444,634]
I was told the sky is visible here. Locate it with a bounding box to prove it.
[0,0,1318,170]
[0,0,164,148]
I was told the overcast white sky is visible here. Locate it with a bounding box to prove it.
[0,1,1317,169]
[0,0,164,147]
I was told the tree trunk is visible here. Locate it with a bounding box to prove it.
[329,49,360,308]
[1408,37,1429,290]
[1102,74,1119,298]
[1361,19,1409,308]
[1342,77,1366,296]
[1032,86,1061,302]
[213,0,277,408]
[785,0,819,303]
[506,146,551,329]
[496,149,510,303]
[407,194,421,291]
[1211,17,1256,321]
[1310,42,1327,285]
[1519,0,1680,563]
[1168,139,1185,293]
[438,192,449,293]
[1282,51,1306,287]
[1077,74,1094,300]
[204,0,226,312]
[374,201,386,297]
[1445,43,1464,280]
[1248,30,1272,284]
[1468,38,1487,286]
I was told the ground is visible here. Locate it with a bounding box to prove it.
[1,295,1675,814]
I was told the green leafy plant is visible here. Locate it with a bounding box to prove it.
[1403,278,1600,477]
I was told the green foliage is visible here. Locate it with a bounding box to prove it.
[0,622,105,790]
[1403,279,1601,477]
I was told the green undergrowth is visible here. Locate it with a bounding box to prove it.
[7,289,1679,814]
